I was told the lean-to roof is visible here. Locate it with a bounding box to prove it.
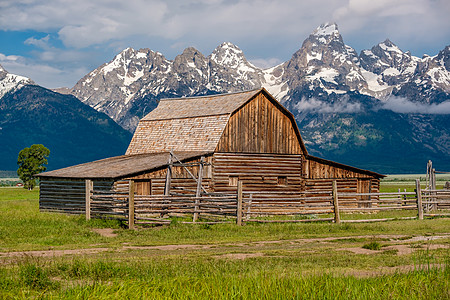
[38,151,211,179]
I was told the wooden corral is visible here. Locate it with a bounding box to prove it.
[39,88,384,218]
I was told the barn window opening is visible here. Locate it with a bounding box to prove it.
[229,176,238,186]
[278,176,287,186]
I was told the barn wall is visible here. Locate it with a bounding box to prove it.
[216,93,303,154]
[304,158,374,179]
[39,178,114,213]
[212,153,304,193]
[130,155,213,195]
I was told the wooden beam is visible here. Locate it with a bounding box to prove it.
[237,181,243,226]
[129,180,135,229]
[170,151,208,193]
[415,179,423,220]
[193,156,204,222]
[164,153,173,196]
[332,180,340,224]
[85,179,92,221]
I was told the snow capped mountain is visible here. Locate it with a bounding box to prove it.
[0,65,34,98]
[2,22,449,173]
[209,42,264,91]
[69,42,268,130]
[66,22,449,133]
[280,22,366,97]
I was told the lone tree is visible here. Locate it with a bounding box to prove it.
[17,144,50,190]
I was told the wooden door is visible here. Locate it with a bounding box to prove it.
[135,180,152,195]
[358,179,371,208]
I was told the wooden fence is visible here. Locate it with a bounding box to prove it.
[83,179,450,228]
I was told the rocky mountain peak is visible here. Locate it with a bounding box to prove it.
[283,22,364,94]
[437,45,450,72]
[210,42,250,68]
[360,39,419,88]
[174,47,207,67]
[0,65,34,98]
[311,22,342,44]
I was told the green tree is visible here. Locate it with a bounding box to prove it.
[17,144,50,190]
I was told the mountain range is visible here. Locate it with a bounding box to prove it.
[1,23,449,173]
[0,67,131,170]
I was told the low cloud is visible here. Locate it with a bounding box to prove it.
[294,97,362,113]
[382,96,450,114]
[248,57,283,69]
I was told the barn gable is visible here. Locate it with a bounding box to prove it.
[126,88,307,155]
[216,89,306,154]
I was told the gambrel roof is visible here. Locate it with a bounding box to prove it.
[126,88,308,155]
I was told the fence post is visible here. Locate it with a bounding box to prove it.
[237,181,243,226]
[415,179,423,220]
[85,179,92,221]
[332,180,340,224]
[193,156,204,222]
[129,180,135,229]
[246,193,253,221]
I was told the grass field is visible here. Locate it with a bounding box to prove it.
[0,184,449,299]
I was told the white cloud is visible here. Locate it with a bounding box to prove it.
[294,97,362,113]
[382,96,450,114]
[0,0,339,48]
[0,0,448,88]
[24,35,51,49]
[248,57,283,69]
[0,52,90,88]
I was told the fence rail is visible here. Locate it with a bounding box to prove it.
[84,179,450,228]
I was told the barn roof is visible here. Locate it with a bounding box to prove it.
[38,151,211,179]
[143,89,260,121]
[126,88,308,155]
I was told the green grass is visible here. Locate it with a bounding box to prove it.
[0,254,448,299]
[0,187,39,201]
[0,185,449,298]
[362,241,382,250]
[0,186,449,252]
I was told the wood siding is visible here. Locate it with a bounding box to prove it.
[216,93,303,154]
[304,158,374,179]
[212,153,304,193]
[40,178,114,214]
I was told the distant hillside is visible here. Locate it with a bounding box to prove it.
[0,85,132,171]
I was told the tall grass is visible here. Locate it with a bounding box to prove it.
[1,255,448,299]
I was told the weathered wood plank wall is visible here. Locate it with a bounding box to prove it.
[39,178,115,213]
[212,153,304,193]
[216,93,303,154]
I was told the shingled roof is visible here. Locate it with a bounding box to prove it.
[38,151,211,179]
[142,89,260,121]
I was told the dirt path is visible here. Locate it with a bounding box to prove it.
[0,233,448,259]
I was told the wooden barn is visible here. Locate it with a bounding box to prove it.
[38,88,384,214]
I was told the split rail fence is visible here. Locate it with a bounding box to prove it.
[84,179,450,228]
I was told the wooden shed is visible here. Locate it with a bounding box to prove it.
[39,88,384,214]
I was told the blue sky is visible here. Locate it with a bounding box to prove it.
[1,0,449,89]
